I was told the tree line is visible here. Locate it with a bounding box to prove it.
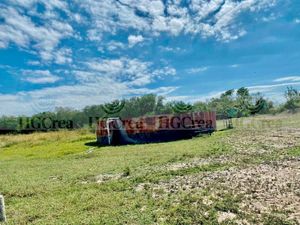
[0,86,299,134]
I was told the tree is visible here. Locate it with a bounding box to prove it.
[221,89,234,98]
[220,89,235,114]
[236,87,251,116]
[284,86,300,113]
[193,101,209,112]
[154,96,165,115]
[237,87,249,98]
[0,116,19,133]
[120,94,157,118]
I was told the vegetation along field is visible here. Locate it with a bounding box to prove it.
[0,112,300,224]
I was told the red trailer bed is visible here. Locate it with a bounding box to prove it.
[96,111,216,146]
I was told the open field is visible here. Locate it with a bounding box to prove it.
[0,113,300,224]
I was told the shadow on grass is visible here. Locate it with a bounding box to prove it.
[218,127,234,132]
[84,141,101,147]
[84,132,215,148]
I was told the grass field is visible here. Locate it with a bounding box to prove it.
[0,113,300,224]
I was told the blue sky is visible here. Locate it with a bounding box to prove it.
[0,0,300,115]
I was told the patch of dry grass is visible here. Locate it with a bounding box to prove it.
[0,129,93,148]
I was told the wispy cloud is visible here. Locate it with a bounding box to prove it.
[0,82,177,115]
[84,57,176,86]
[107,41,126,51]
[0,5,73,62]
[261,13,279,22]
[0,55,179,115]
[186,67,208,74]
[76,0,276,42]
[21,70,60,84]
[230,64,240,68]
[0,0,278,61]
[0,0,277,59]
[166,80,300,106]
[273,76,300,82]
[166,91,224,103]
[159,46,182,53]
[248,82,300,93]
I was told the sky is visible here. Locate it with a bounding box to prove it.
[0,0,300,116]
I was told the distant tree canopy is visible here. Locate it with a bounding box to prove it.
[284,86,300,113]
[0,87,299,133]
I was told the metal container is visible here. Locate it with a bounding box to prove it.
[96,112,216,146]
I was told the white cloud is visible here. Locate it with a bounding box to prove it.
[166,80,300,106]
[128,35,144,47]
[166,91,224,103]
[261,13,278,22]
[87,29,103,42]
[0,0,278,62]
[107,41,126,51]
[54,48,73,65]
[0,4,73,62]
[0,55,178,115]
[84,57,176,86]
[246,81,300,103]
[273,76,300,82]
[27,60,41,66]
[21,70,60,84]
[159,46,182,53]
[7,0,69,12]
[75,0,276,42]
[0,78,177,115]
[0,0,282,116]
[295,19,300,24]
[85,59,128,77]
[230,64,240,68]
[247,82,300,93]
[187,0,274,41]
[0,0,278,63]
[186,67,208,74]
[168,17,187,35]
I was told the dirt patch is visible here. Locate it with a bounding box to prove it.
[139,159,300,223]
[148,127,300,174]
[164,155,231,171]
[95,174,124,184]
[224,127,300,155]
[137,116,300,223]
[80,173,125,184]
[217,211,237,223]
[134,116,300,224]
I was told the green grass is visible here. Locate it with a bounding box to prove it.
[0,113,299,224]
[287,147,300,157]
[0,129,234,224]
